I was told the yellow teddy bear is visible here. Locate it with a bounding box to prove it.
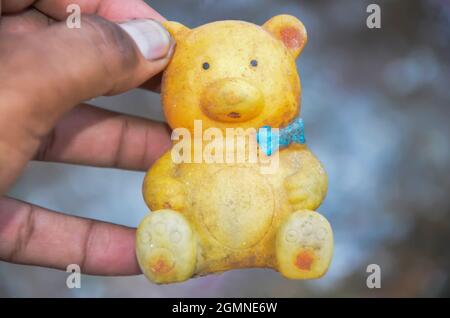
[136,15,333,284]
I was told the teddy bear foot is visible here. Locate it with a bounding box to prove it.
[136,209,197,284]
[276,210,333,279]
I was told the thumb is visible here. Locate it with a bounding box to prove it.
[0,14,173,137]
[0,14,174,194]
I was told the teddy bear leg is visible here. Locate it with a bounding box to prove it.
[275,210,333,279]
[136,209,197,284]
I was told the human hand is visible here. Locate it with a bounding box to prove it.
[0,0,174,275]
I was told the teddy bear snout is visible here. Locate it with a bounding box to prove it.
[201,78,264,122]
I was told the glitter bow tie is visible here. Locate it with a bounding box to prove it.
[256,117,306,156]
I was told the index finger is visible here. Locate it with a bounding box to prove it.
[2,0,165,22]
[38,0,165,22]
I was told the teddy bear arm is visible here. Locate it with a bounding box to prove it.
[143,151,186,211]
[282,145,328,211]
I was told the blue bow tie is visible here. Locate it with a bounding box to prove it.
[256,117,306,156]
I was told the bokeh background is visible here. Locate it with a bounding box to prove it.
[1,0,449,297]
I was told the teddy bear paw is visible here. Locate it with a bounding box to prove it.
[136,209,197,284]
[276,210,333,279]
[284,174,326,211]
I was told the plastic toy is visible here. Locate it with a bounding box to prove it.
[136,15,333,284]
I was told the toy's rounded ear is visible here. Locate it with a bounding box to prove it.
[263,15,307,59]
[162,21,190,41]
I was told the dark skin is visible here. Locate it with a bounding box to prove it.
[0,0,173,275]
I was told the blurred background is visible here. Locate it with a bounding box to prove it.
[1,0,450,297]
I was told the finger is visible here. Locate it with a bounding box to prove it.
[0,15,173,193]
[1,0,164,22]
[0,3,164,92]
[1,0,166,93]
[0,9,163,91]
[0,0,164,34]
[1,15,172,106]
[33,0,166,22]
[35,104,172,171]
[0,196,141,275]
[0,8,54,34]
[1,0,35,13]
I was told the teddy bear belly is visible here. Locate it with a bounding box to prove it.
[189,166,277,252]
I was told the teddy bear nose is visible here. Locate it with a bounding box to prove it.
[201,78,264,122]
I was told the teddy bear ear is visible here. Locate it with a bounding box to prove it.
[162,21,190,41]
[262,15,307,59]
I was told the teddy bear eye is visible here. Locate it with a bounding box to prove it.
[202,62,210,70]
[250,59,258,67]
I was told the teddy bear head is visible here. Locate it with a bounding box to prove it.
[161,15,307,133]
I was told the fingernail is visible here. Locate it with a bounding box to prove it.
[118,19,173,61]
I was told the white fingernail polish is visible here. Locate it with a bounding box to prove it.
[119,19,173,60]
